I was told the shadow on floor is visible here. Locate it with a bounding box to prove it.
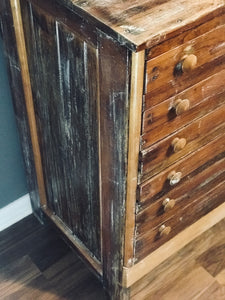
[0,214,107,300]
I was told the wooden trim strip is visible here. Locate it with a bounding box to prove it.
[96,44,103,263]
[10,0,47,207]
[123,50,145,267]
[122,202,225,287]
[43,206,103,276]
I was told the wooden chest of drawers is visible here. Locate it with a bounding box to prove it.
[1,0,225,298]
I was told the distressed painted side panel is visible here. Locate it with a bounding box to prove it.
[0,0,42,220]
[21,0,101,260]
[21,1,63,218]
[56,23,101,259]
[98,32,130,299]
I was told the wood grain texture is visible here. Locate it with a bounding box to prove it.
[3,0,225,298]
[21,0,101,260]
[10,0,47,209]
[140,103,225,180]
[142,69,225,139]
[197,244,225,278]
[139,133,225,203]
[56,0,224,50]
[137,153,225,227]
[123,203,225,288]
[2,215,224,299]
[147,12,225,60]
[146,22,225,97]
[124,50,145,268]
[0,215,107,300]
[129,218,225,299]
[98,32,131,299]
[43,207,102,276]
[136,172,225,260]
[140,160,225,230]
[196,282,225,300]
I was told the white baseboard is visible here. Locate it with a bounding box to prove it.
[0,194,32,231]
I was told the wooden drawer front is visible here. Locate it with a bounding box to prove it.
[142,70,225,143]
[135,179,225,261]
[138,133,225,204]
[145,24,225,108]
[137,153,225,233]
[140,102,225,182]
[146,14,225,61]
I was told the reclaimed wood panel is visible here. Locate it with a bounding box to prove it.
[146,23,225,94]
[21,0,101,260]
[137,153,225,228]
[139,133,225,204]
[58,0,224,50]
[145,31,225,108]
[137,153,225,234]
[129,217,225,298]
[135,179,225,260]
[98,32,131,299]
[147,12,225,60]
[142,70,225,140]
[140,103,225,180]
[24,0,98,47]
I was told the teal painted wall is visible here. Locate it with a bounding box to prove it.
[0,36,28,209]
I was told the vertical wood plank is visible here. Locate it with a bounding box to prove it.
[20,0,101,260]
[124,50,145,268]
[10,0,47,207]
[98,32,131,299]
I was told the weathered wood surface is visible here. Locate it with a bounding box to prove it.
[138,133,225,204]
[130,218,225,299]
[0,0,43,220]
[140,103,225,180]
[24,0,98,47]
[147,12,225,60]
[135,178,225,260]
[21,0,101,260]
[137,153,225,234]
[145,24,225,106]
[124,51,145,268]
[98,32,130,299]
[10,0,47,208]
[57,0,224,50]
[142,70,225,142]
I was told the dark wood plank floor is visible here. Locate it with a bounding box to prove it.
[0,215,106,300]
[0,214,225,299]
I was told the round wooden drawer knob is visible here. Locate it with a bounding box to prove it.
[159,224,171,237]
[171,137,187,153]
[182,54,197,72]
[162,198,176,212]
[174,99,190,115]
[167,170,182,186]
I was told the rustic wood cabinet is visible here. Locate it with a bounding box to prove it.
[1,0,225,298]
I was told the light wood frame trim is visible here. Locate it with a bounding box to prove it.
[10,0,47,206]
[124,50,145,267]
[122,202,225,287]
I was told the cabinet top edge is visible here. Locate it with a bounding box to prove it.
[57,0,225,51]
